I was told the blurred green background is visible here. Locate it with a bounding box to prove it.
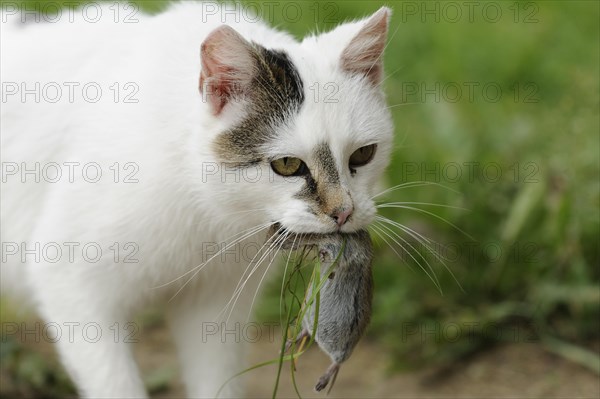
[1,0,598,397]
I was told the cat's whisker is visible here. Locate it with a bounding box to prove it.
[375,216,465,292]
[368,224,417,275]
[375,220,447,287]
[375,204,475,241]
[155,221,271,290]
[217,223,288,321]
[222,224,291,322]
[379,65,406,86]
[375,215,451,254]
[375,215,433,246]
[207,207,271,219]
[215,225,285,321]
[164,223,273,302]
[187,209,270,232]
[376,201,469,211]
[373,222,442,293]
[386,102,420,109]
[245,224,300,322]
[371,181,460,200]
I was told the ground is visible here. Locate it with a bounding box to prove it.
[1,315,599,398]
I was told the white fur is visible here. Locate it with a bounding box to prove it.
[1,2,392,397]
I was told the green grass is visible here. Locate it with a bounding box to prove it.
[370,0,600,368]
[2,0,599,387]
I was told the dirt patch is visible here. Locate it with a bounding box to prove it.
[2,317,599,398]
[244,336,599,398]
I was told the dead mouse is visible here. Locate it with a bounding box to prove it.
[271,226,373,393]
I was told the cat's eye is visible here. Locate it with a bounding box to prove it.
[349,144,377,168]
[271,157,307,177]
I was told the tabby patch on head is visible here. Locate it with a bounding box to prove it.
[199,25,304,166]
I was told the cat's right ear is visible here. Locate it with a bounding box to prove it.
[340,7,391,87]
[200,26,256,115]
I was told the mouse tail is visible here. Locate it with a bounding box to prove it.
[326,365,340,395]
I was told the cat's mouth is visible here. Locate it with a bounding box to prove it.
[270,219,358,239]
[267,222,299,250]
[268,221,351,240]
[269,222,334,237]
[267,222,327,251]
[268,222,288,239]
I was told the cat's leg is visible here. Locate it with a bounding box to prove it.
[169,276,256,398]
[168,288,250,398]
[28,266,147,398]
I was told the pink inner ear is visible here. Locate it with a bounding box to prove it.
[341,7,390,86]
[199,58,237,115]
[199,26,255,115]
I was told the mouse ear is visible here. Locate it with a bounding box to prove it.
[340,7,391,86]
[199,25,257,115]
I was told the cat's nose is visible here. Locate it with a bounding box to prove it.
[332,208,353,227]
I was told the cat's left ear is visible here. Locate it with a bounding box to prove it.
[341,7,391,86]
[199,25,257,115]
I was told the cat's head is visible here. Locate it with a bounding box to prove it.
[200,7,393,234]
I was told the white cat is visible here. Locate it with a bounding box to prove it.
[0,2,393,397]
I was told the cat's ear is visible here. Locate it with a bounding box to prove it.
[199,25,257,115]
[341,7,391,86]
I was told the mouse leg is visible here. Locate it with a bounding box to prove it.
[315,362,340,392]
[284,328,309,353]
